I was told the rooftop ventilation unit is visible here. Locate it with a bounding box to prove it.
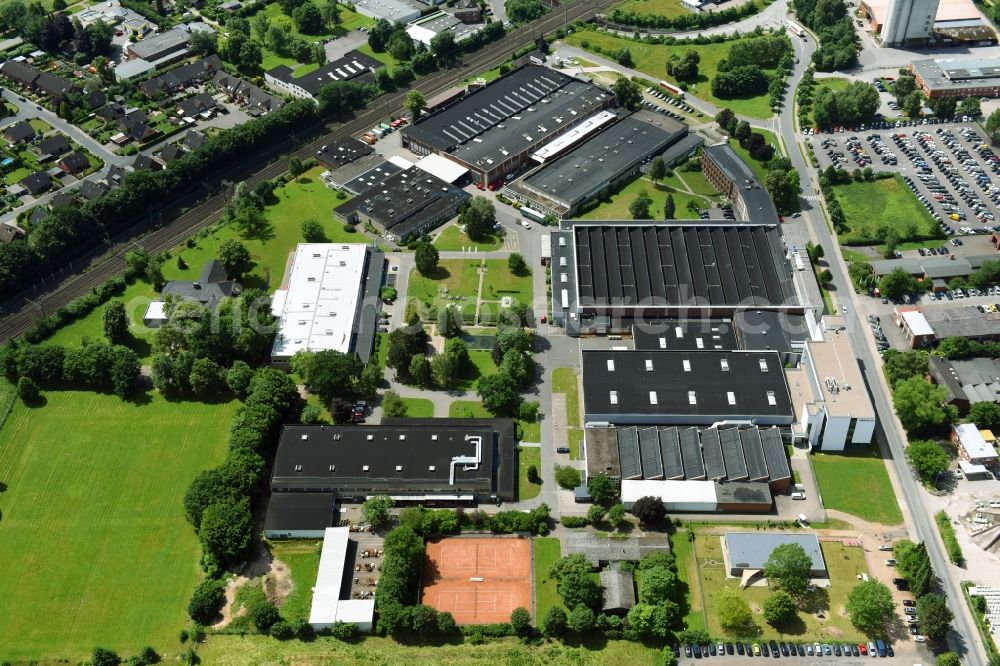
[294,464,302,471]
[362,464,370,471]
[301,434,309,440]
[328,464,336,471]
[610,390,618,405]
[395,465,403,471]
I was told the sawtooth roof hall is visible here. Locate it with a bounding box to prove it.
[551,221,800,335]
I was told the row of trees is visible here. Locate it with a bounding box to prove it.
[606,0,763,31]
[880,348,956,437]
[893,540,954,641]
[791,0,858,71]
[710,34,790,100]
[291,348,382,413]
[812,81,880,129]
[0,339,140,400]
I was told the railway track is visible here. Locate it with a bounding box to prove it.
[0,0,612,343]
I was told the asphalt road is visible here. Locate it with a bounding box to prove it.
[777,30,986,666]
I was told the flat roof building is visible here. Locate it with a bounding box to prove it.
[952,422,998,467]
[723,532,826,577]
[502,111,696,218]
[309,527,375,632]
[334,166,471,241]
[265,50,381,101]
[354,0,426,24]
[268,419,516,504]
[269,243,382,364]
[920,305,1000,342]
[406,11,483,47]
[263,492,337,539]
[401,65,615,188]
[550,221,799,335]
[912,58,1000,98]
[632,319,739,351]
[582,349,794,426]
[701,144,780,224]
[620,479,718,512]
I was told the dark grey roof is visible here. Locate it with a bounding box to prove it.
[402,65,611,169]
[199,259,228,283]
[316,138,374,169]
[701,428,726,480]
[679,427,705,480]
[79,180,108,200]
[582,349,794,422]
[928,355,1000,404]
[619,426,641,480]
[725,532,825,572]
[177,91,216,117]
[600,568,637,612]
[159,142,185,163]
[85,89,107,109]
[342,158,404,195]
[519,113,686,210]
[34,71,73,98]
[50,191,77,209]
[4,120,35,142]
[632,319,738,351]
[128,26,191,60]
[0,60,39,85]
[59,151,90,173]
[719,427,748,481]
[659,427,684,480]
[638,427,663,480]
[160,260,236,307]
[140,55,224,97]
[571,222,795,309]
[733,310,811,355]
[19,171,51,194]
[741,428,768,482]
[264,492,337,533]
[760,427,790,482]
[266,49,381,96]
[131,154,160,171]
[715,482,772,506]
[183,129,206,150]
[565,531,671,566]
[703,144,777,222]
[37,134,70,156]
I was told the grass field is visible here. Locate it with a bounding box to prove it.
[400,397,435,418]
[580,172,716,220]
[448,399,540,442]
[196,634,661,664]
[407,259,532,324]
[518,446,541,500]
[565,31,777,119]
[533,537,563,619]
[672,530,707,633]
[269,540,322,622]
[0,391,237,662]
[729,127,784,183]
[614,0,691,17]
[811,450,903,525]
[433,224,504,251]
[695,534,870,641]
[830,176,940,245]
[551,368,584,460]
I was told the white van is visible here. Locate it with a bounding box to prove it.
[791,492,806,500]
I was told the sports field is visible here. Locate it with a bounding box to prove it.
[420,537,532,624]
[0,391,237,662]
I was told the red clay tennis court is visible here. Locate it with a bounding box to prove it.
[420,537,532,625]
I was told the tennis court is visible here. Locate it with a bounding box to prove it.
[420,537,532,624]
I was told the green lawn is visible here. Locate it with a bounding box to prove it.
[614,0,691,17]
[448,398,539,442]
[356,43,403,69]
[552,367,584,460]
[433,223,504,251]
[729,127,784,183]
[671,530,707,633]
[695,534,871,641]
[268,540,322,622]
[169,167,358,291]
[565,30,777,119]
[518,445,541,500]
[534,537,563,619]
[830,176,940,245]
[400,397,435,418]
[407,259,532,325]
[580,173,714,220]
[28,118,52,133]
[0,391,238,662]
[454,349,498,390]
[197,634,661,664]
[811,450,903,525]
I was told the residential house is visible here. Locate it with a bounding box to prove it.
[85,89,107,109]
[105,165,127,188]
[143,259,239,327]
[159,142,185,164]
[132,154,163,171]
[79,179,108,200]
[0,60,39,90]
[139,54,224,98]
[3,120,35,145]
[118,109,156,142]
[96,101,126,121]
[34,71,74,101]
[50,191,78,208]
[34,134,71,160]
[0,222,25,244]
[183,129,206,150]
[58,151,90,175]
[210,70,283,115]
[19,171,52,195]
[176,91,217,118]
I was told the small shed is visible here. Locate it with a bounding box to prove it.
[143,300,167,328]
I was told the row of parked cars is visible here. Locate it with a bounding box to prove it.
[680,639,895,659]
[868,314,889,351]
[803,116,975,136]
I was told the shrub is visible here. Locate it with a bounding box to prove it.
[187,579,225,624]
[935,511,964,566]
[554,464,581,490]
[269,620,294,640]
[560,515,589,528]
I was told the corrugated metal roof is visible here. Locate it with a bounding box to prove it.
[760,427,791,482]
[701,428,726,480]
[638,427,664,480]
[618,426,642,480]
[720,427,748,480]
[741,428,768,481]
[659,427,684,479]
[680,427,706,480]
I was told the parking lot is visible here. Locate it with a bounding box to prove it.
[809,121,1000,238]
[674,636,920,662]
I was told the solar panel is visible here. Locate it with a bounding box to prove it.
[741,428,768,481]
[700,428,726,480]
[618,427,642,480]
[760,427,791,482]
[719,427,748,481]
[659,427,684,479]
[679,427,705,480]
[638,427,664,480]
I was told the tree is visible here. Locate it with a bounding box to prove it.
[252,601,281,633]
[958,96,981,117]
[199,498,253,566]
[845,580,895,635]
[664,193,676,220]
[614,47,633,67]
[666,49,699,82]
[555,464,581,490]
[882,349,929,387]
[431,349,459,387]
[187,578,225,624]
[606,503,627,529]
[226,360,255,397]
[568,604,595,633]
[588,473,616,504]
[763,543,813,597]
[414,241,439,276]
[559,571,601,610]
[628,602,676,638]
[893,376,955,435]
[969,402,1000,431]
[92,647,121,666]
[586,504,605,524]
[612,76,642,111]
[292,2,323,33]
[360,495,393,530]
[382,390,407,418]
[918,593,953,641]
[477,373,520,415]
[649,156,666,184]
[507,252,528,276]
[103,299,128,344]
[937,654,961,666]
[409,353,432,386]
[630,191,652,219]
[218,239,252,280]
[511,607,532,636]
[526,464,540,484]
[932,96,957,119]
[17,376,39,403]
[460,196,497,241]
[429,31,458,64]
[188,357,222,395]
[762,590,797,626]
[987,108,1000,144]
[292,350,364,404]
[639,566,678,604]
[903,90,924,119]
[716,587,758,637]
[301,219,326,242]
[630,495,667,525]
[818,269,833,287]
[388,31,414,62]
[541,605,567,636]
[505,0,546,22]
[905,439,950,484]
[405,89,425,121]
[877,267,918,300]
